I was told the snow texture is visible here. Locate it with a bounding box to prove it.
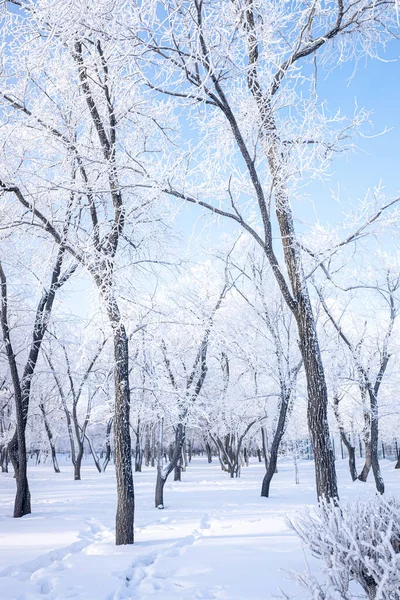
[0,458,399,599]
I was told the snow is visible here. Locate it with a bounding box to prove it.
[0,458,399,600]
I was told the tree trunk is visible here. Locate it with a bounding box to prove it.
[213,435,233,473]
[102,417,113,472]
[188,439,192,462]
[151,426,155,468]
[295,305,338,500]
[332,396,358,482]
[13,392,30,517]
[358,443,372,482]
[369,394,384,494]
[205,441,212,463]
[0,264,31,517]
[134,430,142,473]
[336,431,357,482]
[85,434,101,473]
[261,426,269,470]
[174,456,181,481]
[182,438,188,471]
[154,421,185,508]
[112,320,134,544]
[357,386,384,493]
[155,466,166,509]
[74,443,83,481]
[144,431,150,467]
[242,42,338,500]
[39,404,60,474]
[345,441,358,482]
[1,445,8,472]
[261,394,290,497]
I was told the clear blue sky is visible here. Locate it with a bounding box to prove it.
[293,42,400,227]
[177,38,400,254]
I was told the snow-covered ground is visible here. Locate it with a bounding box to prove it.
[1,458,399,600]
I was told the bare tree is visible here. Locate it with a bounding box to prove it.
[0,1,172,542]
[137,0,398,499]
[316,273,400,493]
[0,247,75,516]
[155,280,229,508]
[44,335,107,481]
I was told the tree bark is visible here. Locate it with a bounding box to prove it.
[295,304,338,500]
[144,430,150,467]
[134,428,142,473]
[205,441,212,463]
[0,263,31,517]
[261,394,290,497]
[102,417,113,472]
[357,386,384,493]
[39,403,60,474]
[332,395,357,481]
[368,388,384,494]
[154,421,185,508]
[85,434,101,473]
[112,318,134,543]
[1,446,8,473]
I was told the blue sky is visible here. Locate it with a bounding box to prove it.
[291,41,400,226]
[176,37,400,257]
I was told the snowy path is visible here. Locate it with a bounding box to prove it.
[1,458,399,599]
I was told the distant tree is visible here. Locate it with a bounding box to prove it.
[138,0,398,500]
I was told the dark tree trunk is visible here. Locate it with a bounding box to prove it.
[134,430,142,473]
[188,439,192,462]
[357,387,384,493]
[85,434,101,473]
[154,422,185,509]
[358,440,372,482]
[13,388,31,517]
[261,394,290,497]
[295,304,338,500]
[261,426,269,470]
[39,404,60,474]
[182,439,188,471]
[74,444,83,481]
[168,443,174,462]
[174,456,181,481]
[144,431,150,467]
[112,321,134,544]
[155,467,166,509]
[0,264,31,517]
[332,396,358,482]
[344,439,357,482]
[213,435,232,473]
[151,426,155,467]
[205,441,212,463]
[369,395,384,494]
[102,418,113,472]
[1,445,9,472]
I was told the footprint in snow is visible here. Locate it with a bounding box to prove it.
[175,534,196,548]
[36,578,54,595]
[200,514,211,529]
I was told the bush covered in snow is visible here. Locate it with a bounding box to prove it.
[287,495,400,600]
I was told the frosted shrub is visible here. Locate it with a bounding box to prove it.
[288,496,400,600]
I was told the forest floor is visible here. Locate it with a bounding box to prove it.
[1,457,399,600]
